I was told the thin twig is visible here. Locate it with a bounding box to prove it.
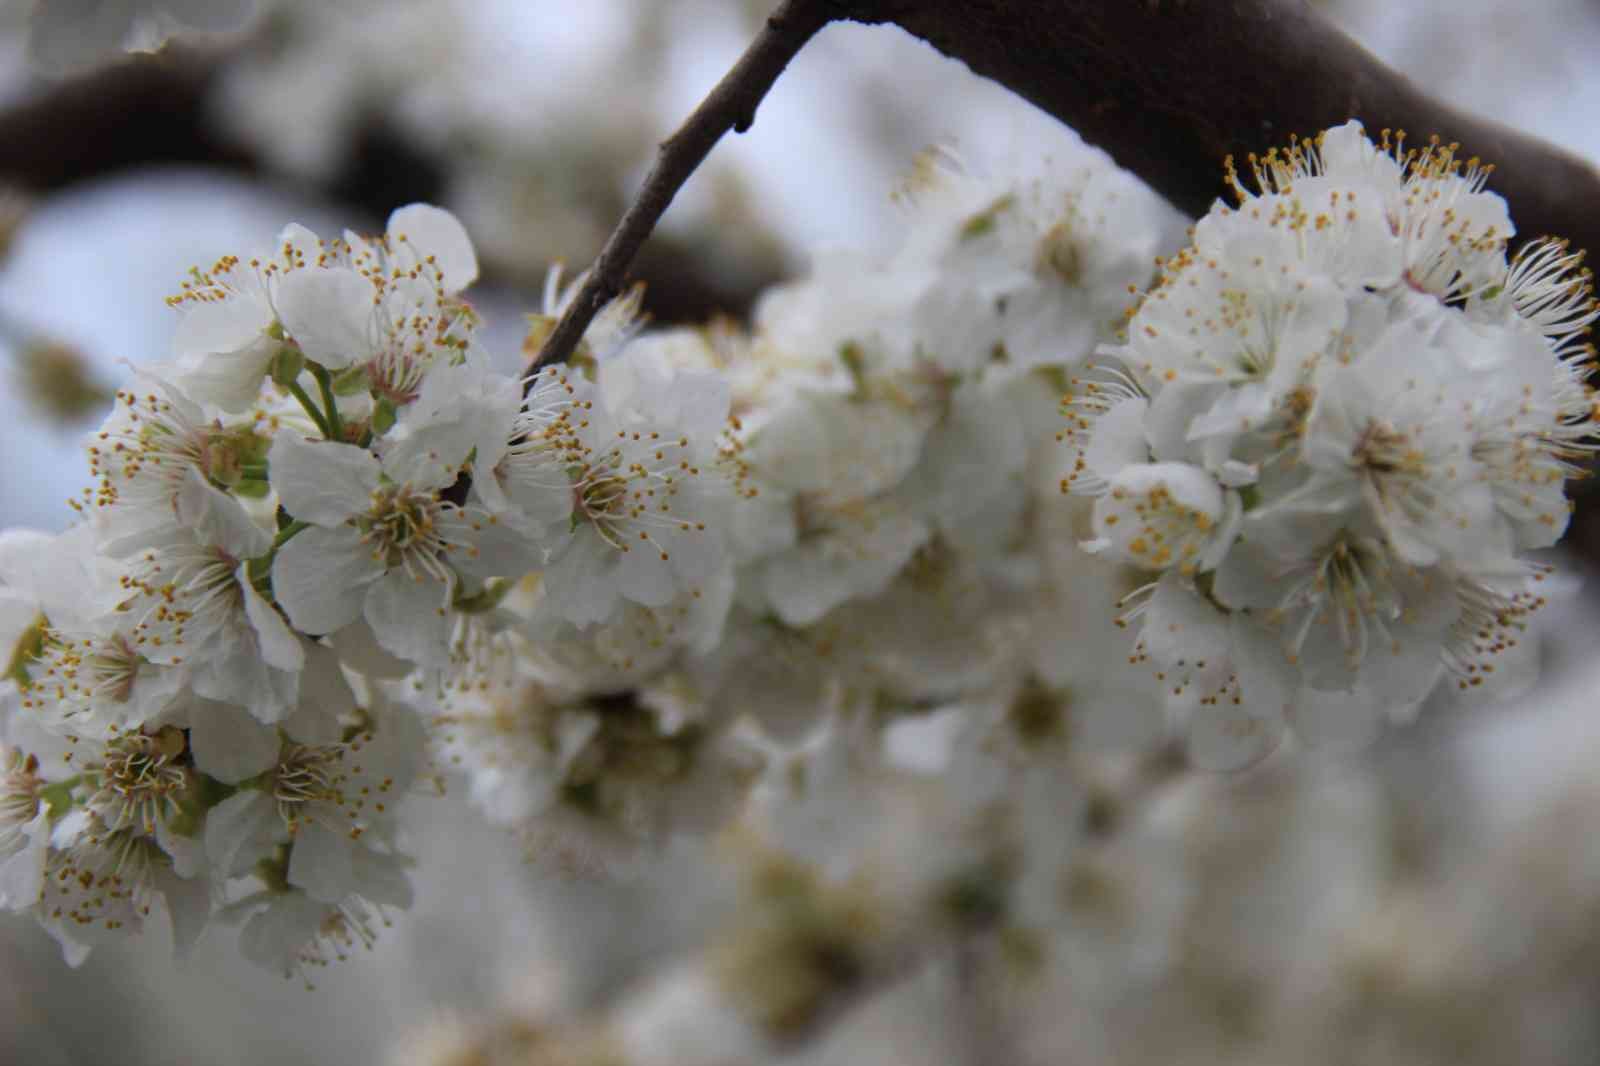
[523,0,834,385]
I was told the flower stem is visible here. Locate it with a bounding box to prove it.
[310,364,344,441]
[523,0,830,384]
[284,379,332,438]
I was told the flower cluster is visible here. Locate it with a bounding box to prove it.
[0,201,737,978]
[2,119,1590,1004]
[419,139,1186,881]
[1064,121,1597,767]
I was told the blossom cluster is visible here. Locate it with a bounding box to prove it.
[1064,121,1597,767]
[0,118,1592,1008]
[0,198,741,977]
[0,128,1188,980]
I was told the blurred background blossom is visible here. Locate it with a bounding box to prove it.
[3,1,1600,1063]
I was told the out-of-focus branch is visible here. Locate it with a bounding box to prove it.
[0,49,779,328]
[522,0,832,383]
[0,53,253,189]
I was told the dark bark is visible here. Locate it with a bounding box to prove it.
[837,0,1600,259]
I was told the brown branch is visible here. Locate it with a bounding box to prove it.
[527,0,1600,380]
[522,0,833,385]
[839,0,1600,258]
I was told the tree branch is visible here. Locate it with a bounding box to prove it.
[522,0,832,385]
[529,0,1600,382]
[841,0,1600,258]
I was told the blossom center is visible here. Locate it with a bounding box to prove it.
[87,727,190,834]
[360,485,454,579]
[272,743,348,833]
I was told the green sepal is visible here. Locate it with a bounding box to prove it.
[234,477,271,499]
[454,578,513,615]
[372,394,398,436]
[269,345,305,387]
[38,779,78,819]
[332,365,372,396]
[4,615,46,688]
[838,341,867,395]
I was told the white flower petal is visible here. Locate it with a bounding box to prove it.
[179,472,272,560]
[188,698,281,785]
[204,791,280,879]
[267,433,379,527]
[272,525,382,635]
[287,823,355,903]
[171,338,278,413]
[172,294,274,360]
[287,641,357,743]
[240,563,306,674]
[275,267,376,369]
[387,203,479,292]
[364,572,453,669]
[0,810,49,911]
[325,619,413,680]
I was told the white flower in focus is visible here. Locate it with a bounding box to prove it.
[82,369,271,552]
[1063,122,1597,756]
[117,472,304,723]
[531,355,732,628]
[1214,512,1457,713]
[1,525,121,681]
[35,801,210,962]
[233,852,412,983]
[1084,462,1238,575]
[25,610,188,739]
[268,419,534,667]
[1226,120,1512,300]
[475,365,590,527]
[165,224,320,412]
[0,743,50,913]
[205,699,421,904]
[274,205,481,407]
[1284,314,1500,567]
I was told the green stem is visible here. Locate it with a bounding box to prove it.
[284,379,331,438]
[246,519,311,593]
[310,364,344,441]
[274,519,311,547]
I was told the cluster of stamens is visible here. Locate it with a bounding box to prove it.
[84,727,190,835]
